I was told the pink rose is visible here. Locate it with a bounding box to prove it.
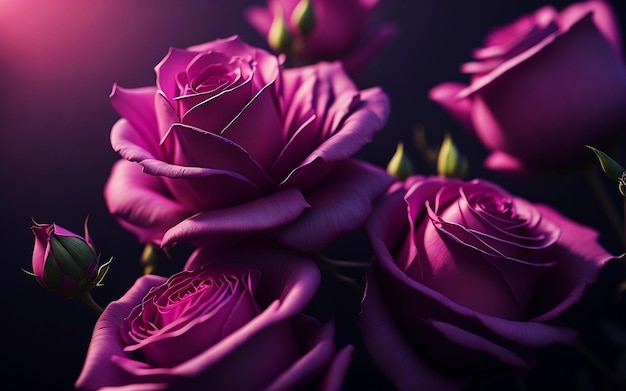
[104,35,393,252]
[75,240,352,390]
[429,1,626,175]
[245,0,398,74]
[359,176,615,390]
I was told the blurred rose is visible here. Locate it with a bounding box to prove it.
[104,35,393,252]
[75,240,352,391]
[359,176,614,390]
[429,1,626,175]
[245,0,398,74]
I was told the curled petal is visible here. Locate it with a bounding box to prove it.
[530,205,617,322]
[76,275,168,391]
[162,189,310,248]
[110,118,165,164]
[267,159,395,252]
[110,85,159,139]
[283,87,389,187]
[104,160,191,245]
[359,269,468,391]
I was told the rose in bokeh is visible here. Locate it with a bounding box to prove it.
[245,0,398,75]
[359,176,614,390]
[104,35,393,252]
[429,1,626,175]
[75,240,352,390]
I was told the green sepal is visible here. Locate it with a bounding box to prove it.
[587,145,625,182]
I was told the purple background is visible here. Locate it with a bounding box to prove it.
[2,1,626,389]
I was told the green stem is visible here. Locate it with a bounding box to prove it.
[78,291,104,314]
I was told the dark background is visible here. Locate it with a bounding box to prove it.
[2,1,626,390]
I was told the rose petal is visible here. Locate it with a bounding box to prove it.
[558,0,623,56]
[530,205,617,322]
[219,78,284,170]
[462,15,626,169]
[110,118,166,163]
[314,344,354,391]
[264,318,337,391]
[75,275,168,391]
[422,319,532,369]
[282,87,389,187]
[110,85,159,140]
[162,188,310,248]
[267,159,395,252]
[166,123,275,190]
[359,268,468,391]
[484,151,537,177]
[104,160,191,245]
[155,48,202,102]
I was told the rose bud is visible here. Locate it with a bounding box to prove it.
[27,219,110,311]
[436,133,468,179]
[291,0,316,37]
[267,8,294,53]
[245,0,398,75]
[386,142,414,180]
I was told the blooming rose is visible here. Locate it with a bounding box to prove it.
[245,0,398,74]
[429,1,626,175]
[104,35,393,252]
[358,176,614,390]
[75,240,353,390]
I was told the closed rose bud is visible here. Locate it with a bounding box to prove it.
[386,142,414,180]
[27,218,110,304]
[437,132,468,179]
[290,0,316,38]
[268,8,293,53]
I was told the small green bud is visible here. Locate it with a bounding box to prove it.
[290,0,316,38]
[437,132,468,178]
[268,9,294,53]
[386,142,415,180]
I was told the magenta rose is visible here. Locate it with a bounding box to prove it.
[75,240,352,390]
[245,0,398,74]
[429,1,626,175]
[358,176,615,390]
[104,35,393,252]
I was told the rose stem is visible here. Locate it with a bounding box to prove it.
[584,166,626,252]
[78,291,104,314]
[573,338,625,390]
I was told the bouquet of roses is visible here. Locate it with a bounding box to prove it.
[22,0,626,390]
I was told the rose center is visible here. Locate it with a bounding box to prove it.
[192,66,237,93]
